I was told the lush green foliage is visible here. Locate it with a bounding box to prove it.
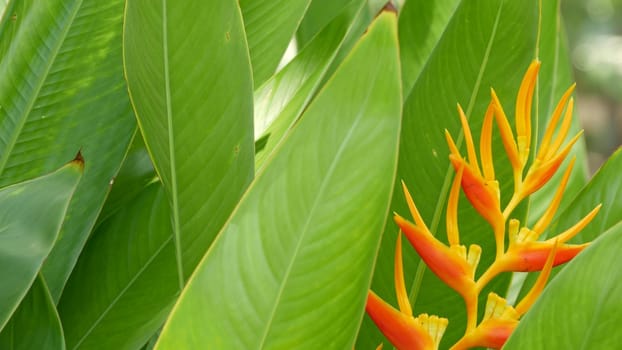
[0,0,620,349]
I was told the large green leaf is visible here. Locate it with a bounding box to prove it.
[0,277,65,350]
[58,182,177,350]
[0,0,136,301]
[551,148,622,243]
[155,10,402,349]
[504,222,622,349]
[0,158,82,329]
[124,0,255,283]
[358,1,552,348]
[254,0,366,168]
[239,0,311,86]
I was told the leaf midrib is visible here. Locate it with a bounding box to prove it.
[160,0,184,290]
[257,74,379,349]
[70,235,174,349]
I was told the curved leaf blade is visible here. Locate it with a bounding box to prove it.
[254,0,366,168]
[504,222,622,349]
[239,0,312,86]
[124,0,255,281]
[295,0,359,48]
[0,0,136,300]
[0,277,66,350]
[155,11,402,349]
[59,183,177,350]
[0,158,82,329]
[398,0,460,97]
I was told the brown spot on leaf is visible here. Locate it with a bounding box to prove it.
[382,1,397,14]
[72,150,85,169]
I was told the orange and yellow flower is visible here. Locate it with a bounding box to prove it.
[366,60,600,350]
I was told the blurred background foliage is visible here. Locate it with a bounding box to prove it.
[563,0,622,172]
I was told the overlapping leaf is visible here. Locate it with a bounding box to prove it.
[0,158,82,329]
[239,0,312,86]
[124,0,255,283]
[0,0,136,300]
[0,277,66,350]
[505,222,622,349]
[155,11,402,349]
[254,0,366,168]
[59,182,176,350]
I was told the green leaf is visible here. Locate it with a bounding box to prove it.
[0,0,136,300]
[398,0,460,97]
[58,183,177,350]
[155,11,402,349]
[0,277,66,350]
[295,0,359,48]
[239,0,312,86]
[94,134,157,227]
[0,158,82,329]
[551,148,622,243]
[124,0,255,282]
[359,1,548,347]
[504,222,622,349]
[254,0,366,168]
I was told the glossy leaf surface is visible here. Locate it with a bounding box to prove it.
[0,158,82,328]
[156,11,402,349]
[0,0,136,300]
[124,0,255,281]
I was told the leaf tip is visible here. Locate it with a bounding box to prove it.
[381,1,398,14]
[71,150,85,170]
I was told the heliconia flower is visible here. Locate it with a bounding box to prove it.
[488,60,584,218]
[366,233,449,350]
[445,106,503,232]
[394,214,480,299]
[450,293,519,350]
[476,204,599,288]
[455,244,558,350]
[366,291,448,350]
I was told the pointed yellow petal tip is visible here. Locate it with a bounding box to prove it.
[401,181,428,231]
[445,129,461,158]
[532,157,576,234]
[394,234,413,317]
